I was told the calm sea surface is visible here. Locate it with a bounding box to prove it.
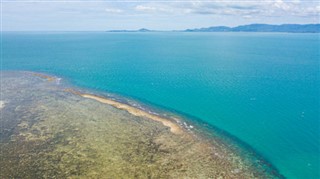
[2,32,319,178]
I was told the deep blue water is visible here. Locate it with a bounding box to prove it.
[2,32,319,178]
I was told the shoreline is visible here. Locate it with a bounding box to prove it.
[20,70,284,178]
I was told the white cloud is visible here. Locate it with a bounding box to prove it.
[105,8,123,13]
[133,0,320,18]
[135,4,173,13]
[2,0,319,31]
[135,5,157,12]
[273,0,291,11]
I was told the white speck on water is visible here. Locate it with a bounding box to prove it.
[0,101,5,109]
[56,78,62,85]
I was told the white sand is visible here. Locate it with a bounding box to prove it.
[65,89,183,135]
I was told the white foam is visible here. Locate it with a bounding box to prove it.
[55,78,62,85]
[0,101,5,109]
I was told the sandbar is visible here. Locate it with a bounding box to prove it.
[65,88,183,134]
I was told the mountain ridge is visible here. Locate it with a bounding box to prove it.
[106,24,320,33]
[185,24,320,33]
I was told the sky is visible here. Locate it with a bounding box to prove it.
[1,0,320,31]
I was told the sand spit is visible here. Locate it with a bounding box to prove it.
[31,72,56,82]
[65,89,183,135]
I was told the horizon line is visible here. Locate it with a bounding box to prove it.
[2,23,319,32]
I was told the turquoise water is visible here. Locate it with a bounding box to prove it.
[2,32,319,178]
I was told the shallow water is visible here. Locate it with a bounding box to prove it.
[0,71,279,178]
[2,32,320,178]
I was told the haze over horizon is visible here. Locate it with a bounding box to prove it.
[1,0,320,31]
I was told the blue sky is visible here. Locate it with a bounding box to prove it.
[2,0,320,31]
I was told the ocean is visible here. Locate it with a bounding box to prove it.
[2,32,319,178]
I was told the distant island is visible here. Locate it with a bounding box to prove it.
[185,24,320,33]
[107,24,320,33]
[107,28,154,32]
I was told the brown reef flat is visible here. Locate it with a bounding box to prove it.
[0,71,280,178]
